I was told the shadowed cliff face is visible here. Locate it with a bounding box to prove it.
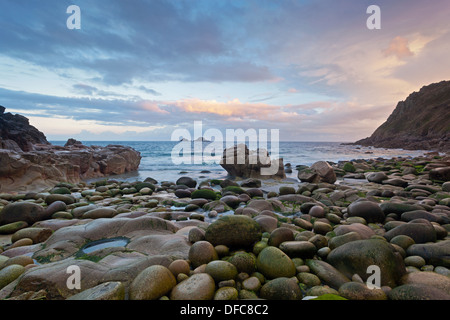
[0,106,50,152]
[0,107,141,193]
[355,81,450,152]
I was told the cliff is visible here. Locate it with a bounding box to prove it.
[0,107,141,193]
[354,81,450,152]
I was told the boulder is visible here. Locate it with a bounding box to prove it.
[298,161,336,184]
[220,144,286,179]
[347,200,385,223]
[205,215,262,248]
[384,219,437,244]
[0,202,49,225]
[327,239,406,287]
[406,240,450,267]
[256,246,296,279]
[170,273,216,300]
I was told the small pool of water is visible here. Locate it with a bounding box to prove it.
[80,237,129,254]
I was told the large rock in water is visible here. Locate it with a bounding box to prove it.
[298,161,336,184]
[220,144,286,179]
[353,80,450,152]
[327,239,406,287]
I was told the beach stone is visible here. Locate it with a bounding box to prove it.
[404,256,426,268]
[203,200,231,213]
[406,240,450,267]
[312,221,332,235]
[379,202,423,215]
[366,172,388,183]
[170,273,215,300]
[82,207,118,219]
[11,227,53,244]
[310,161,337,184]
[188,241,218,268]
[260,277,302,300]
[129,265,176,300]
[293,218,313,230]
[176,177,197,188]
[279,241,317,259]
[191,189,217,200]
[175,189,191,198]
[0,264,25,290]
[384,219,437,244]
[389,235,415,251]
[309,205,325,218]
[68,281,125,300]
[9,238,34,249]
[219,195,241,209]
[71,204,98,218]
[228,252,257,274]
[334,223,375,239]
[45,200,67,216]
[45,194,75,205]
[0,221,29,234]
[256,246,296,279]
[305,259,350,290]
[338,282,387,300]
[205,260,238,282]
[52,211,73,219]
[308,234,328,250]
[305,286,340,297]
[188,227,205,243]
[205,215,262,248]
[347,200,385,223]
[429,167,450,181]
[254,215,278,233]
[328,232,363,250]
[168,260,191,278]
[296,272,321,287]
[388,284,450,300]
[267,227,294,247]
[242,276,262,292]
[401,210,445,224]
[0,202,49,225]
[400,271,450,295]
[279,186,296,195]
[241,178,262,188]
[245,188,264,198]
[442,182,450,192]
[214,287,238,300]
[327,239,406,287]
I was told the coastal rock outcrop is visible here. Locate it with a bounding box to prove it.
[220,144,286,179]
[354,80,450,152]
[0,107,141,193]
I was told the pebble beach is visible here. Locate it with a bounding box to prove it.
[0,152,449,301]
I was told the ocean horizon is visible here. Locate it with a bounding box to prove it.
[50,140,429,184]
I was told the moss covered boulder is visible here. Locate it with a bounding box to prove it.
[191,189,218,200]
[256,246,296,279]
[205,215,262,248]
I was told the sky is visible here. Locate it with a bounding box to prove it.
[1,0,449,142]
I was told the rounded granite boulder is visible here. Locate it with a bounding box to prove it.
[256,246,296,279]
[205,215,262,248]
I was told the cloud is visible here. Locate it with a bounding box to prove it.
[384,36,414,59]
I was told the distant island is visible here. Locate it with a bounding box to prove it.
[179,137,211,142]
[353,80,450,152]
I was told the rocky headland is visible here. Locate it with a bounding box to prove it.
[354,80,450,152]
[0,107,141,193]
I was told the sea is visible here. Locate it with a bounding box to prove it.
[50,141,428,184]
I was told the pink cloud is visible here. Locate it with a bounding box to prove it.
[383,36,414,59]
